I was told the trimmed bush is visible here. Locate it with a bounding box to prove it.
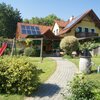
[0,56,42,95]
[60,36,79,56]
[24,47,36,57]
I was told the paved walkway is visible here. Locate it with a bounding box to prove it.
[25,57,78,100]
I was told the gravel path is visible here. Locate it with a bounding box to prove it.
[25,57,78,100]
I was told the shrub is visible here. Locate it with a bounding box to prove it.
[24,47,36,57]
[60,36,79,56]
[25,39,33,46]
[0,56,42,95]
[79,41,100,51]
[63,54,72,59]
[64,74,95,100]
[4,48,11,55]
[16,48,24,55]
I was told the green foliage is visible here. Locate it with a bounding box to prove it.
[0,2,22,38]
[29,14,61,26]
[63,54,72,59]
[60,36,79,56]
[79,41,100,51]
[4,48,11,55]
[0,56,42,95]
[68,57,100,100]
[64,74,95,100]
[25,39,33,46]
[0,37,7,44]
[16,48,24,55]
[23,18,29,23]
[24,47,37,57]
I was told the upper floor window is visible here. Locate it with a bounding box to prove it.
[85,28,88,32]
[56,29,58,34]
[54,29,59,35]
[91,29,95,33]
[75,27,82,33]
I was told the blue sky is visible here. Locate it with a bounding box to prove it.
[0,0,100,20]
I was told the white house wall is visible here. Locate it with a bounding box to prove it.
[52,23,59,35]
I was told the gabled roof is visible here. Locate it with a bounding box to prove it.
[54,20,69,28]
[60,9,100,34]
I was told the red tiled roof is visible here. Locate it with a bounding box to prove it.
[60,9,100,34]
[54,20,69,28]
[43,29,60,40]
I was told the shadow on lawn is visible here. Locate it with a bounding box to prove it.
[91,70,97,73]
[31,83,61,97]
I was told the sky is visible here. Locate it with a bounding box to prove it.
[0,0,100,20]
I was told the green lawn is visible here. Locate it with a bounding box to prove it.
[68,56,100,99]
[69,57,100,82]
[0,95,24,100]
[29,57,56,83]
[0,57,56,100]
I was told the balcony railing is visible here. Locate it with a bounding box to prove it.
[75,32,98,38]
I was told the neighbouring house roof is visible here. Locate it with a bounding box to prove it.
[60,9,100,35]
[54,20,69,28]
[16,22,60,40]
[43,29,60,40]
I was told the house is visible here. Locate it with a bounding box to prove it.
[52,9,100,40]
[52,20,69,35]
[16,23,60,53]
[16,9,100,55]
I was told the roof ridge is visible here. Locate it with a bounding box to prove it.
[60,9,98,34]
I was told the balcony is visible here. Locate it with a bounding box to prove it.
[75,32,98,38]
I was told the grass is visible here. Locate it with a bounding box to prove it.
[0,57,56,100]
[67,56,100,99]
[29,57,56,83]
[0,94,24,100]
[68,56,100,82]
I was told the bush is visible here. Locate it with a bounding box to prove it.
[16,48,24,55]
[79,41,100,51]
[4,48,11,55]
[60,36,79,56]
[24,47,36,57]
[0,56,42,95]
[64,74,95,100]
[63,54,72,59]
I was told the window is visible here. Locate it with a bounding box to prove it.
[85,28,88,32]
[91,29,95,33]
[56,29,58,34]
[75,27,82,33]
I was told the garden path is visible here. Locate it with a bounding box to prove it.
[25,57,78,100]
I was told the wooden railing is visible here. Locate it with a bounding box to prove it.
[75,32,98,38]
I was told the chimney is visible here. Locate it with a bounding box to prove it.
[69,16,74,21]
